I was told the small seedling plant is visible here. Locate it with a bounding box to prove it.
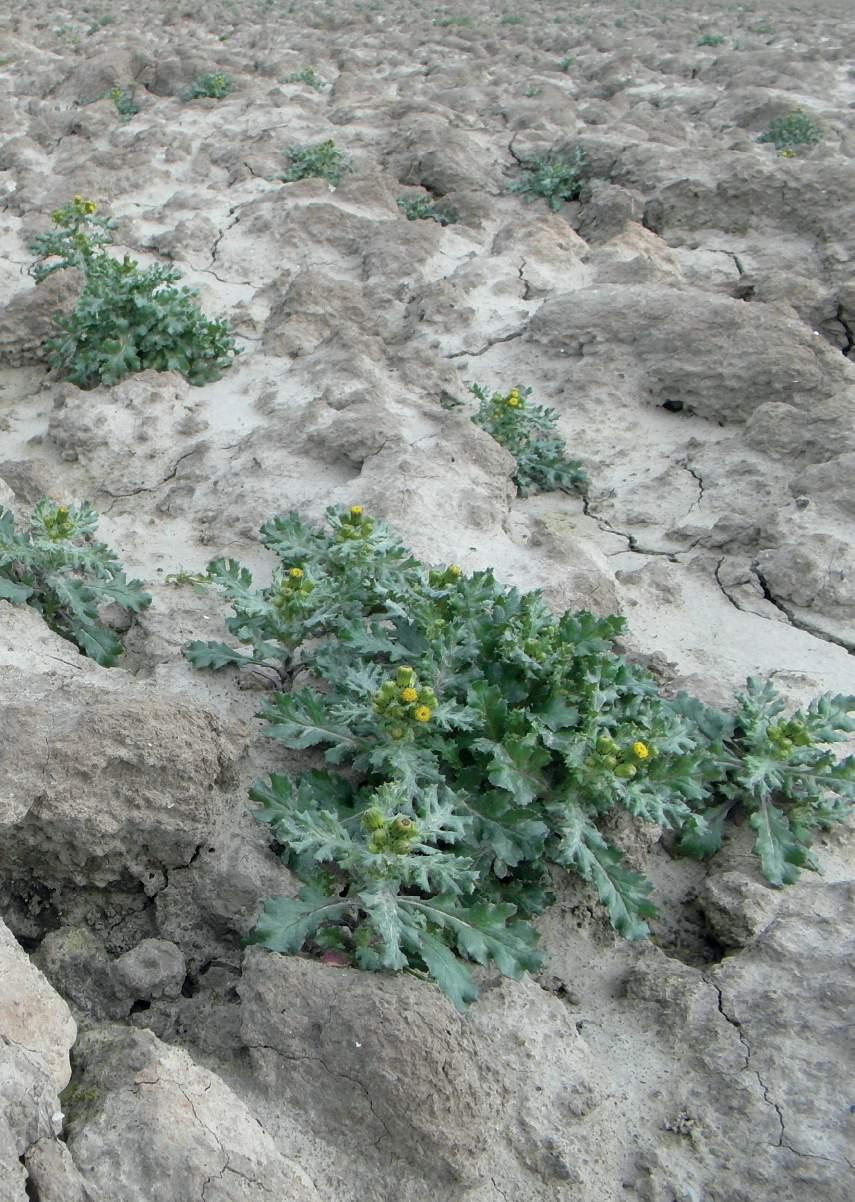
[28,197,238,389]
[184,72,234,100]
[284,66,327,89]
[0,499,150,665]
[396,193,458,226]
[280,139,352,186]
[469,383,588,497]
[507,146,588,210]
[109,85,139,120]
[185,507,855,1008]
[696,33,725,46]
[758,109,823,151]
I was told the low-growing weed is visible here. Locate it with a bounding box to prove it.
[87,13,115,34]
[280,139,352,185]
[469,383,588,497]
[758,109,823,150]
[524,85,543,98]
[184,72,234,100]
[397,193,458,226]
[28,197,238,389]
[284,66,327,89]
[507,146,588,210]
[0,499,150,665]
[501,13,524,23]
[558,55,575,71]
[109,85,139,121]
[696,33,725,46]
[185,507,855,1007]
[432,15,474,27]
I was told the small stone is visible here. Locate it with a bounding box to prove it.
[113,939,186,1001]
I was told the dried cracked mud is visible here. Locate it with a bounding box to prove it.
[0,1,854,1200]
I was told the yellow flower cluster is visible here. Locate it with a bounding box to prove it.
[506,388,522,408]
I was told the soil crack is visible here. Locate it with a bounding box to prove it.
[753,565,854,656]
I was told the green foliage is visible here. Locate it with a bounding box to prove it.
[432,14,474,27]
[674,680,855,885]
[187,511,854,1006]
[396,193,458,226]
[558,55,575,72]
[280,139,352,186]
[184,72,234,100]
[86,13,115,34]
[696,33,725,46]
[500,13,524,23]
[109,85,139,120]
[524,85,543,98]
[468,383,589,497]
[284,66,327,89]
[28,197,238,389]
[507,146,588,210]
[0,499,150,666]
[758,109,823,150]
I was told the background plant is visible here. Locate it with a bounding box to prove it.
[507,146,588,210]
[28,197,238,389]
[284,66,327,89]
[0,499,150,666]
[469,382,589,496]
[696,33,725,46]
[184,72,234,100]
[185,507,855,1007]
[280,139,352,186]
[109,85,139,120]
[758,109,823,150]
[397,193,458,226]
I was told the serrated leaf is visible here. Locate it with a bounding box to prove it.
[474,737,551,806]
[360,888,408,971]
[674,801,734,860]
[184,640,256,670]
[250,773,296,828]
[455,787,547,867]
[552,805,656,938]
[0,575,34,604]
[261,690,367,759]
[248,887,351,953]
[749,799,808,887]
[401,894,543,978]
[74,622,123,667]
[410,929,480,1011]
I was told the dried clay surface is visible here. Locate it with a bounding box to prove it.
[0,1,854,1200]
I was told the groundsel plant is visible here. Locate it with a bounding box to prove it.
[186,507,855,1008]
[0,499,150,665]
[469,382,588,496]
[28,197,237,388]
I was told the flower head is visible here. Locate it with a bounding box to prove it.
[506,388,522,408]
[400,687,418,703]
[632,741,650,760]
[350,504,363,516]
[288,567,304,579]
[414,705,432,723]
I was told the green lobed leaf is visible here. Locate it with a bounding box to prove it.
[749,799,811,887]
[249,887,352,953]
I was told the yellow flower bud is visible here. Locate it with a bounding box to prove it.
[400,687,418,703]
[414,705,432,723]
[350,504,363,516]
[632,741,650,760]
[288,567,304,579]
